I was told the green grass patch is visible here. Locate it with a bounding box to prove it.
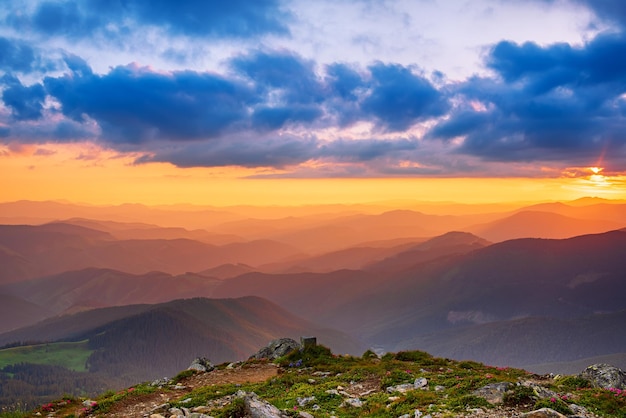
[0,341,93,372]
[574,388,626,418]
[90,383,157,414]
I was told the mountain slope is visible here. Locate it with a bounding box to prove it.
[1,268,223,315]
[215,230,626,366]
[0,223,303,283]
[399,310,626,372]
[0,297,363,383]
[466,210,622,242]
[0,294,52,334]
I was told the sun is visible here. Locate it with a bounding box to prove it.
[589,166,602,174]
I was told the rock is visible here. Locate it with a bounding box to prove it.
[300,336,317,348]
[169,407,183,416]
[188,357,215,372]
[82,399,96,407]
[520,407,568,418]
[342,397,363,407]
[151,377,170,387]
[386,383,416,393]
[472,382,512,404]
[568,403,590,416]
[398,411,423,418]
[237,391,290,418]
[150,404,169,413]
[414,377,428,389]
[579,363,626,389]
[150,415,166,418]
[434,385,445,392]
[250,338,301,360]
[522,382,558,400]
[387,378,428,394]
[296,396,315,407]
[298,412,315,418]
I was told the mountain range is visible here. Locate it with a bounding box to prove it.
[0,198,625,405]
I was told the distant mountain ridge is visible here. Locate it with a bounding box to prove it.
[0,296,363,383]
[0,223,303,283]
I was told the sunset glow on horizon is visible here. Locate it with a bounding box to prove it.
[2,142,625,207]
[1,1,625,207]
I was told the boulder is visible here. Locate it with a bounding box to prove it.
[188,357,215,372]
[472,382,512,404]
[237,391,289,418]
[579,363,626,389]
[250,338,301,360]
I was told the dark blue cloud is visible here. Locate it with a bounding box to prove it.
[575,0,626,27]
[428,31,626,166]
[251,106,323,131]
[231,51,324,105]
[1,75,46,121]
[0,37,38,73]
[136,136,318,168]
[361,63,449,131]
[44,61,257,144]
[318,138,417,162]
[325,63,365,101]
[6,0,289,40]
[137,136,420,169]
[31,1,99,37]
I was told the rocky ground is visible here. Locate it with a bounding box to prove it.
[21,340,626,418]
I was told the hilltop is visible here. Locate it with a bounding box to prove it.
[8,340,625,418]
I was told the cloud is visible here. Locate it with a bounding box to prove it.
[230,50,325,105]
[361,63,449,131]
[428,30,626,167]
[575,0,626,27]
[0,37,39,73]
[43,61,257,144]
[5,0,290,40]
[136,135,318,168]
[1,75,46,120]
[137,135,422,170]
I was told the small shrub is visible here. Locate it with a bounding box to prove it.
[503,385,535,406]
[394,350,434,364]
[553,375,591,391]
[172,369,196,383]
[575,388,626,418]
[362,349,378,359]
[216,397,246,418]
[280,345,335,368]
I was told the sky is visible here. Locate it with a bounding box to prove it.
[1,0,626,206]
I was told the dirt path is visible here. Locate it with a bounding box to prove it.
[85,363,279,418]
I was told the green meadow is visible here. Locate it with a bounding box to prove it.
[0,341,93,372]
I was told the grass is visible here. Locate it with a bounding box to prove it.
[88,384,158,415]
[170,346,532,418]
[0,341,93,372]
[8,345,626,417]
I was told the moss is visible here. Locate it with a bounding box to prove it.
[553,375,591,391]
